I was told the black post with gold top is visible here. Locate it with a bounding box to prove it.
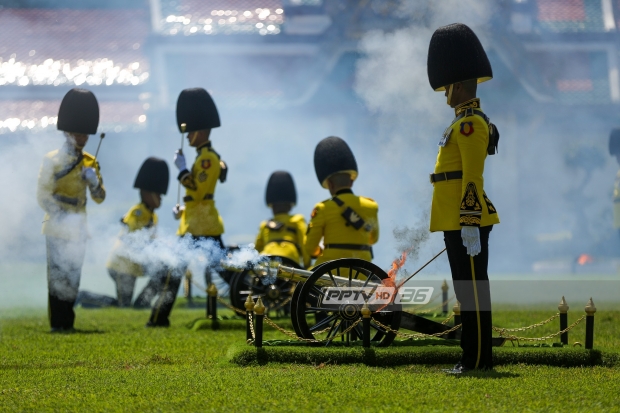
[453,300,461,328]
[558,296,569,345]
[585,298,596,349]
[254,297,265,348]
[361,302,371,348]
[441,280,449,315]
[207,283,217,319]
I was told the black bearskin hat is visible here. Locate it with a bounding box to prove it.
[427,23,493,91]
[610,128,620,155]
[134,157,170,195]
[265,171,297,206]
[314,136,358,188]
[57,88,99,135]
[176,88,221,133]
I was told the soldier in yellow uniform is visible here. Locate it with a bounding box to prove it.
[427,23,500,373]
[74,157,169,309]
[147,88,227,326]
[609,129,620,233]
[255,171,310,268]
[305,136,379,267]
[37,88,105,333]
[107,157,169,308]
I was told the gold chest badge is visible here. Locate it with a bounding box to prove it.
[198,171,208,182]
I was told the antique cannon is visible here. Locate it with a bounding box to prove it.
[229,256,456,346]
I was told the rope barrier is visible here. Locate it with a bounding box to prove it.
[372,317,462,339]
[192,273,589,347]
[441,313,454,325]
[493,313,560,333]
[493,315,586,342]
[247,311,256,342]
[262,316,362,343]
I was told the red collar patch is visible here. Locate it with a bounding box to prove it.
[460,121,474,137]
[201,159,211,169]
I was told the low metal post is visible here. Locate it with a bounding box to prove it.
[453,300,461,328]
[585,298,596,349]
[441,280,449,315]
[207,283,218,319]
[245,294,255,342]
[254,297,265,348]
[361,302,371,348]
[558,296,569,345]
[184,271,193,307]
[449,300,461,340]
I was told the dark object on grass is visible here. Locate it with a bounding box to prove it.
[585,298,596,349]
[558,296,569,345]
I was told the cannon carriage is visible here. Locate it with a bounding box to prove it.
[227,255,456,346]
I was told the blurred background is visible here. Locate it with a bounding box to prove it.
[0,0,619,307]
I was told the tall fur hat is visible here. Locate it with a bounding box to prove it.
[314,136,358,188]
[265,171,297,206]
[176,88,221,133]
[134,157,170,195]
[57,88,99,135]
[427,23,493,91]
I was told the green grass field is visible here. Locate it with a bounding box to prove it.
[1,303,619,412]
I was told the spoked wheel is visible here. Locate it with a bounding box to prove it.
[295,258,401,347]
[229,256,298,317]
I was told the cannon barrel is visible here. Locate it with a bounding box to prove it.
[276,265,382,288]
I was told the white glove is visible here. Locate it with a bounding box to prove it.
[81,167,99,188]
[174,150,187,171]
[461,226,481,257]
[172,204,185,220]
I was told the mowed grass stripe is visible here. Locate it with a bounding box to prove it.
[0,306,619,412]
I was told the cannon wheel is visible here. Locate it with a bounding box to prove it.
[289,261,332,337]
[229,256,299,317]
[295,258,401,347]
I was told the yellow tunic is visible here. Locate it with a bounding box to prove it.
[305,189,379,266]
[37,144,105,240]
[177,142,225,236]
[255,213,310,268]
[613,170,620,229]
[430,98,500,232]
[107,203,158,277]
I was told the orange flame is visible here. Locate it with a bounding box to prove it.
[383,250,408,288]
[577,254,593,266]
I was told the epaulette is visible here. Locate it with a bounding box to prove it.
[451,108,499,155]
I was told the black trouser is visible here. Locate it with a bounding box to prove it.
[147,268,183,326]
[46,236,86,330]
[147,235,225,325]
[444,226,493,370]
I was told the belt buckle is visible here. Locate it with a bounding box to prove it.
[429,173,434,184]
